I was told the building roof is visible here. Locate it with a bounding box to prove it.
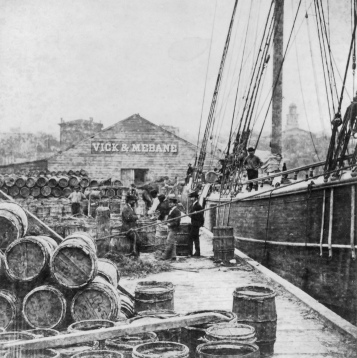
[58,118,102,126]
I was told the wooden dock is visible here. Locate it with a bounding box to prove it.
[121,229,357,358]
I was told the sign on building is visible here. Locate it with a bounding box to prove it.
[91,141,179,154]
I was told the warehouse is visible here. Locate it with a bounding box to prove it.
[48,114,206,185]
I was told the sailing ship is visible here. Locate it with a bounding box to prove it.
[194,0,357,325]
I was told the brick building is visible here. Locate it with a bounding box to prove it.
[48,114,208,185]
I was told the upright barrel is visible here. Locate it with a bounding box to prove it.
[134,281,174,312]
[196,341,260,358]
[22,285,67,329]
[96,207,111,241]
[155,223,168,252]
[212,226,235,261]
[0,202,28,249]
[132,342,189,358]
[137,218,156,253]
[232,285,277,357]
[5,236,57,282]
[174,223,191,256]
[71,351,123,358]
[50,232,97,289]
[204,323,257,345]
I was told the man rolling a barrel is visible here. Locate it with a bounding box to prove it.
[161,195,181,261]
[121,194,140,257]
[68,186,86,216]
[189,190,204,257]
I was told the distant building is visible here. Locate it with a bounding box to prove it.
[59,118,103,150]
[285,103,299,131]
[160,125,180,136]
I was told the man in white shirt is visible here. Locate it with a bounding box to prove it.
[68,187,86,215]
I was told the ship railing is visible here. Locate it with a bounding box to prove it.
[214,154,355,195]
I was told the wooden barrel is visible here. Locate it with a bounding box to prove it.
[205,171,219,184]
[133,310,181,342]
[204,323,257,344]
[97,258,120,287]
[137,218,156,253]
[62,187,72,197]
[174,223,191,256]
[58,176,69,188]
[5,236,57,282]
[107,188,116,198]
[52,342,99,358]
[106,332,157,354]
[104,343,133,358]
[232,285,277,357]
[65,231,97,252]
[69,176,80,187]
[41,186,52,197]
[20,187,30,198]
[36,176,48,188]
[1,186,8,195]
[5,348,60,358]
[112,179,122,188]
[80,169,88,176]
[181,310,237,358]
[0,202,28,249]
[0,290,18,330]
[212,227,235,261]
[132,342,189,358]
[72,351,123,358]
[68,319,115,333]
[155,223,168,250]
[0,331,36,357]
[22,285,67,329]
[4,176,16,187]
[63,224,84,236]
[15,176,27,188]
[71,276,121,321]
[50,205,63,218]
[67,170,75,176]
[196,341,260,358]
[8,186,19,197]
[109,229,131,255]
[90,179,98,187]
[47,177,58,188]
[117,293,134,319]
[203,202,216,232]
[109,200,121,214]
[31,186,41,197]
[96,207,111,240]
[134,281,174,312]
[36,206,50,220]
[27,328,59,338]
[75,170,81,176]
[80,177,90,188]
[51,187,62,198]
[25,177,36,188]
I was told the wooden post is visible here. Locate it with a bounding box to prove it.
[328,188,334,258]
[351,185,356,259]
[320,189,326,257]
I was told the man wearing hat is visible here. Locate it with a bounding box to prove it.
[121,194,140,256]
[189,191,204,256]
[185,163,194,185]
[243,147,263,191]
[162,195,181,261]
[68,186,86,216]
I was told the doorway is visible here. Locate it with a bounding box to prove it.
[134,169,148,185]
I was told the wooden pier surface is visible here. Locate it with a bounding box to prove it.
[121,229,357,358]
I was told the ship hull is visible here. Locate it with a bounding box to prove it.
[205,178,357,325]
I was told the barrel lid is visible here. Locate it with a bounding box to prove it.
[233,285,276,299]
[135,281,174,294]
[108,331,157,346]
[133,342,189,358]
[68,319,115,333]
[184,310,236,330]
[205,323,256,340]
[196,340,259,356]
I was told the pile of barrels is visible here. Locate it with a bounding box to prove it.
[0,169,123,200]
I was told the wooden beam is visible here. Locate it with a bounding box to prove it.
[3,313,229,350]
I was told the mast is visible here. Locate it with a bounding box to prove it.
[271,0,284,155]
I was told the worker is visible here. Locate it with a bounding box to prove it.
[161,196,181,261]
[243,147,263,191]
[185,163,194,185]
[121,194,140,257]
[156,194,170,221]
[148,191,162,217]
[188,191,204,257]
[68,186,86,216]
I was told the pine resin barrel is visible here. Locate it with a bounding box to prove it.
[132,342,189,358]
[20,187,30,198]
[181,310,237,358]
[68,319,115,333]
[58,176,69,188]
[31,186,41,198]
[80,169,88,176]
[174,223,191,256]
[104,343,133,358]
[50,233,97,289]
[36,206,50,220]
[71,276,121,322]
[137,218,156,253]
[0,332,36,357]
[155,223,168,251]
[110,230,131,256]
[97,258,120,287]
[51,187,62,198]
[5,348,60,358]
[90,179,98,187]
[36,176,48,188]
[107,188,116,198]
[80,177,90,188]
[204,323,257,345]
[71,351,123,358]
[134,281,174,312]
[118,293,135,319]
[212,227,235,261]
[22,285,67,329]
[27,328,59,338]
[196,341,260,358]
[0,202,28,249]
[52,342,100,358]
[0,290,18,330]
[15,176,27,188]
[48,177,58,188]
[41,186,52,197]
[25,177,36,188]
[63,187,73,197]
[4,176,16,187]
[8,186,19,197]
[69,176,80,187]
[5,236,58,282]
[132,310,181,342]
[232,285,277,357]
[64,231,97,252]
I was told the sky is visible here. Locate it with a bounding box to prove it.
[0,0,353,147]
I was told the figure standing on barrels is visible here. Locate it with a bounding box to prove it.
[161,195,181,261]
[68,186,86,216]
[121,194,141,257]
[188,191,204,257]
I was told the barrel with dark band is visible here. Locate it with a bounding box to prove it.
[232,285,277,357]
[174,223,191,256]
[134,281,174,312]
[212,226,235,261]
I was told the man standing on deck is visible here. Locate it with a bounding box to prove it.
[161,196,181,261]
[121,194,140,257]
[243,147,263,191]
[189,191,204,257]
[68,186,86,216]
[185,163,194,185]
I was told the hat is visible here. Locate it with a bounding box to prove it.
[158,193,165,200]
[188,191,199,198]
[168,194,177,203]
[247,147,255,152]
[188,163,192,166]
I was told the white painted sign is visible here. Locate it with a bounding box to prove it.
[91,141,178,154]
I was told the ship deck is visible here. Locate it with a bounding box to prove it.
[121,228,357,358]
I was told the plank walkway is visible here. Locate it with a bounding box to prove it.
[121,229,357,358]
